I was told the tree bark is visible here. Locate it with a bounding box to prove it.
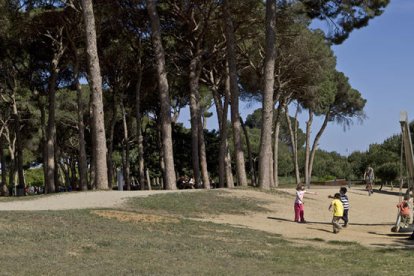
[189,57,201,187]
[240,117,256,186]
[0,141,8,196]
[81,0,109,190]
[212,87,226,188]
[272,104,283,187]
[71,51,89,191]
[223,0,247,187]
[304,109,313,187]
[121,101,131,190]
[11,94,25,195]
[40,100,48,193]
[285,104,300,184]
[46,66,58,193]
[135,61,146,190]
[147,0,176,189]
[308,109,331,186]
[223,72,234,188]
[258,0,277,190]
[198,114,210,189]
[107,92,117,189]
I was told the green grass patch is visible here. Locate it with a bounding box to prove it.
[125,189,270,217]
[327,240,360,246]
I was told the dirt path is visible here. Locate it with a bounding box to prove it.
[0,190,197,211]
[1,186,412,248]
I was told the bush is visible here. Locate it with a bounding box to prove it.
[25,168,44,187]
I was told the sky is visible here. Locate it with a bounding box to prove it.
[179,0,414,156]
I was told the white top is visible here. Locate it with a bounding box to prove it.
[295,190,305,204]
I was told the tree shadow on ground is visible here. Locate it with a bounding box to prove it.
[267,216,331,225]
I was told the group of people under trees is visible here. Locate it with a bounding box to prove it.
[294,165,414,239]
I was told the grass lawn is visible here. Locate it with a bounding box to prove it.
[0,189,413,275]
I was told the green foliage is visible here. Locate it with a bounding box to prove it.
[300,0,390,44]
[25,168,44,187]
[311,150,351,179]
[376,162,399,183]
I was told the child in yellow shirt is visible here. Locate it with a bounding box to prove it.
[329,193,344,234]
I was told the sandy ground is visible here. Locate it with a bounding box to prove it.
[0,185,413,248]
[201,186,414,248]
[0,189,198,211]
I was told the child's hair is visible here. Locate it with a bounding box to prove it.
[296,184,305,191]
[403,194,410,201]
[334,193,341,199]
[403,201,409,208]
[340,187,347,194]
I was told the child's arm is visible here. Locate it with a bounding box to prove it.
[306,190,317,195]
[328,203,332,211]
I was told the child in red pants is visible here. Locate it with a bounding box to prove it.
[294,184,317,223]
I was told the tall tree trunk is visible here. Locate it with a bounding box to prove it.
[46,68,58,194]
[81,0,109,190]
[304,109,313,187]
[273,104,283,187]
[285,105,300,184]
[240,117,256,186]
[135,63,146,190]
[68,48,89,191]
[258,0,277,190]
[198,115,210,189]
[12,100,25,195]
[0,142,8,196]
[211,69,234,189]
[308,109,331,186]
[189,57,201,187]
[121,101,131,190]
[213,88,226,188]
[40,100,48,193]
[147,0,176,189]
[223,0,247,187]
[107,92,117,189]
[223,72,234,188]
[75,72,88,191]
[8,149,15,192]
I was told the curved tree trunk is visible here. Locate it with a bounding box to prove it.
[308,109,331,185]
[81,0,109,190]
[223,0,247,187]
[147,0,176,189]
[258,0,277,190]
[304,109,313,187]
[285,105,300,184]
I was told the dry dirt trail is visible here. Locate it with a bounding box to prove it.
[1,186,413,248]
